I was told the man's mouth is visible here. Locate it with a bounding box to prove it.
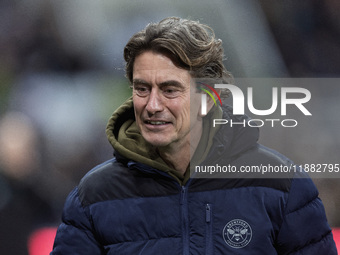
[145,120,170,125]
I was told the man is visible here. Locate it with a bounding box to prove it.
[51,17,337,254]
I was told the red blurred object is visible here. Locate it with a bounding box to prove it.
[28,227,57,255]
[333,228,340,252]
[27,226,339,254]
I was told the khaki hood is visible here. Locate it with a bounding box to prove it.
[106,98,175,174]
[106,97,223,183]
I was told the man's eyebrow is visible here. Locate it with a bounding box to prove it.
[132,79,185,88]
[159,80,185,88]
[132,79,150,86]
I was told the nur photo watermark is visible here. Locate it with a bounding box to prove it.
[190,78,340,179]
[198,80,312,128]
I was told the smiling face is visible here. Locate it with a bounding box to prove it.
[132,51,202,151]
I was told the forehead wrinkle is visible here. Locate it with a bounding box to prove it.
[133,51,191,88]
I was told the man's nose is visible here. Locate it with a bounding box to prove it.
[145,89,164,115]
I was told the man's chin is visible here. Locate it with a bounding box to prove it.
[140,130,173,147]
[144,138,171,148]
[141,133,173,147]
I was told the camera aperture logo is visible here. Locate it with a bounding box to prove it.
[199,83,312,128]
[198,82,223,115]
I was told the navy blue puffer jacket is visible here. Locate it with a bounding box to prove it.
[51,102,337,254]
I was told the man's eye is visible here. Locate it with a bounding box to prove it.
[163,87,180,97]
[164,89,175,93]
[134,86,150,96]
[137,87,147,92]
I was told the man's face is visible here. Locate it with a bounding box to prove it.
[132,51,202,149]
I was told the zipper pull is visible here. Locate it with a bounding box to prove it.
[180,186,186,205]
[206,204,211,223]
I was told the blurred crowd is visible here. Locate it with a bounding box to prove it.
[259,0,340,76]
[0,0,340,254]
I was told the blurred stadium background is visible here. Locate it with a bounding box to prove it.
[0,0,339,254]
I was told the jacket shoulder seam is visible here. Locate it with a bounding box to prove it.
[285,194,319,216]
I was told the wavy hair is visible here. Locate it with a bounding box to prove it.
[124,17,232,98]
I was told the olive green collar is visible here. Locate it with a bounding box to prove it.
[106,98,222,185]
